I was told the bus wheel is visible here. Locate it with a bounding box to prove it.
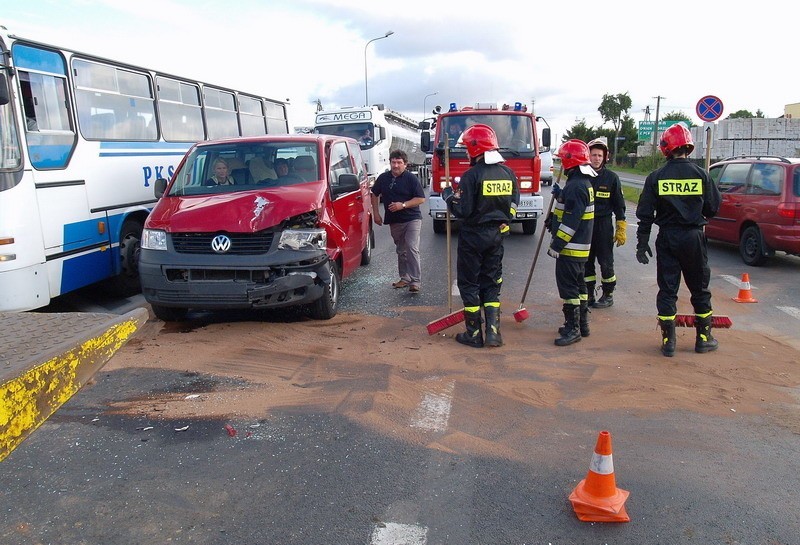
[151,304,188,322]
[110,219,143,296]
[522,219,537,235]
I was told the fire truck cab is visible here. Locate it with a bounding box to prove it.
[421,101,550,235]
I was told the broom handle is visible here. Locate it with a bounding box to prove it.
[519,167,563,305]
[445,137,452,313]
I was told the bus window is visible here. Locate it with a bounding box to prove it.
[73,59,157,141]
[12,44,76,169]
[0,72,22,185]
[239,95,267,136]
[264,101,289,134]
[157,76,204,142]
[204,87,238,139]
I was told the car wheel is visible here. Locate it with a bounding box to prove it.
[433,219,446,234]
[522,219,537,235]
[309,261,340,320]
[739,225,767,266]
[151,304,188,322]
[360,225,374,266]
[108,219,143,296]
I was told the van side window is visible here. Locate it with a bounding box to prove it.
[329,142,354,187]
[716,163,749,193]
[748,163,782,196]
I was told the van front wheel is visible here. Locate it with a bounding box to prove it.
[309,261,340,320]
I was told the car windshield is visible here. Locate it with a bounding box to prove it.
[168,142,320,196]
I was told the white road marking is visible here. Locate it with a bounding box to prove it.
[721,274,756,289]
[411,380,454,432]
[451,278,460,297]
[777,306,800,320]
[370,522,428,545]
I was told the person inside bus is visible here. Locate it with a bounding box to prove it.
[204,158,235,186]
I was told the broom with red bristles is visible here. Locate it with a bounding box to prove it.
[673,315,733,328]
[427,140,465,335]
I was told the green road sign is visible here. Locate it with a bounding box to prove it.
[638,120,683,142]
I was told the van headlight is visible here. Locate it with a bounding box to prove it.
[142,229,167,251]
[278,228,326,251]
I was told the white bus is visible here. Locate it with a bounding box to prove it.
[0,25,289,311]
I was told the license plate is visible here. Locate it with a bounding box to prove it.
[520,199,536,208]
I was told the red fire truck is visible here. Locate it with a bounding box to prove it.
[421,101,551,235]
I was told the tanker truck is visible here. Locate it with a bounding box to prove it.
[314,104,426,184]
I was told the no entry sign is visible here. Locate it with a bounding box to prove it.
[696,95,724,122]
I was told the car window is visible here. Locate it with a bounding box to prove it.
[747,163,783,196]
[792,167,800,197]
[716,163,749,193]
[329,141,353,187]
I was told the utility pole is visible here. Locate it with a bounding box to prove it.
[651,96,664,158]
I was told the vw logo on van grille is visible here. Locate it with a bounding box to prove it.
[211,234,232,253]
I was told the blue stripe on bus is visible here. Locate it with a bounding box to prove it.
[60,249,114,293]
[63,217,110,253]
[99,142,191,150]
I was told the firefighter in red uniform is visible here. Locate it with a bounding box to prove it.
[547,139,595,346]
[444,124,519,348]
[585,137,627,308]
[636,123,721,357]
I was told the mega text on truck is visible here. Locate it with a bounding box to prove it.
[421,102,551,235]
[314,104,426,183]
[139,135,374,321]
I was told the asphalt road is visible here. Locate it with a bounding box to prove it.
[6,187,799,545]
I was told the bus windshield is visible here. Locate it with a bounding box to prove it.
[169,142,320,196]
[438,114,534,152]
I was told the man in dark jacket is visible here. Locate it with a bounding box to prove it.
[445,124,519,348]
[636,123,721,357]
[547,139,595,346]
[585,137,627,308]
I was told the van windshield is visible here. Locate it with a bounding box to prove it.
[168,142,320,196]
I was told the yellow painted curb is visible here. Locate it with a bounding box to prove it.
[0,308,148,462]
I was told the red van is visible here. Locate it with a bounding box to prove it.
[707,155,800,265]
[139,135,374,321]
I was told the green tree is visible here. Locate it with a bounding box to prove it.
[662,111,693,125]
[563,119,596,143]
[598,92,632,164]
[727,109,765,119]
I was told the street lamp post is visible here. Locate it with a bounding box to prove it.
[364,31,394,107]
[423,91,438,120]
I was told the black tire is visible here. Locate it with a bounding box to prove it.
[739,225,767,266]
[151,304,188,322]
[433,219,446,234]
[109,219,143,296]
[522,219,537,235]
[309,261,340,320]
[360,225,374,266]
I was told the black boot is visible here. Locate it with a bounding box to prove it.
[555,304,581,346]
[593,286,614,308]
[579,301,590,337]
[586,281,596,307]
[658,318,676,357]
[484,305,503,347]
[456,310,484,348]
[694,314,719,353]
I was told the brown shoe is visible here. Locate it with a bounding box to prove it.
[409,285,420,293]
[392,280,409,289]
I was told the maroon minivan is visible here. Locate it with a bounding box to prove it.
[707,155,800,265]
[139,135,374,321]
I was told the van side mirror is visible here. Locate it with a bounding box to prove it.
[332,173,360,196]
[0,74,9,106]
[154,178,168,198]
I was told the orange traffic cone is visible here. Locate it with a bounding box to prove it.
[733,273,757,303]
[568,431,630,522]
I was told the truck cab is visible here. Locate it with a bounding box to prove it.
[139,135,373,321]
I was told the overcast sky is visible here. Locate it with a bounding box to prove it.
[4,0,794,143]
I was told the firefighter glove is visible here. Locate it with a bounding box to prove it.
[614,220,627,246]
[636,243,652,265]
[543,212,554,233]
[442,186,455,203]
[551,183,562,199]
[547,247,560,259]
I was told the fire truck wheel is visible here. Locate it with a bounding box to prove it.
[522,219,538,235]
